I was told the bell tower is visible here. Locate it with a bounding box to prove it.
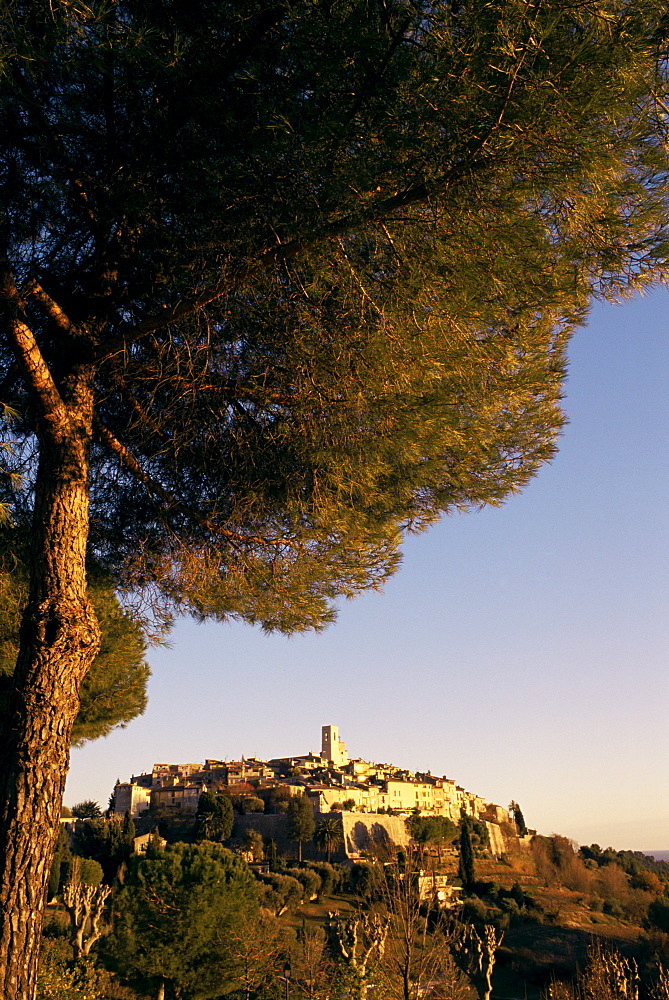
[321,725,348,766]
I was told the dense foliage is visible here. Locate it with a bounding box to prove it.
[70,813,135,885]
[458,819,476,890]
[39,816,669,999]
[408,815,458,857]
[1,0,668,631]
[581,844,669,883]
[104,842,258,999]
[0,531,149,744]
[193,792,235,843]
[287,794,316,862]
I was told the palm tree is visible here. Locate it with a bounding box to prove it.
[314,817,343,863]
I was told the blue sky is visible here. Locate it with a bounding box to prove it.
[66,288,669,852]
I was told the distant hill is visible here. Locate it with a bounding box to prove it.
[646,850,669,862]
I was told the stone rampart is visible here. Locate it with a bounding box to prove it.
[341,813,410,858]
[486,821,506,858]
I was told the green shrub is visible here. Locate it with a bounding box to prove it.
[603,899,625,919]
[647,897,669,934]
[304,861,340,898]
[240,797,265,814]
[348,862,383,898]
[257,873,303,915]
[37,940,103,1000]
[461,896,508,932]
[289,867,321,900]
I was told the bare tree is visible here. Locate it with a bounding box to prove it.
[373,847,470,1000]
[652,965,669,1000]
[61,858,111,960]
[227,909,291,1000]
[328,910,389,1000]
[547,943,642,1000]
[450,922,503,1000]
[291,924,336,1000]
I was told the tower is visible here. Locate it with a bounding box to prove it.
[321,725,348,767]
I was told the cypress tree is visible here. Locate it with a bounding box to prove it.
[458,819,476,892]
[514,805,528,838]
[287,796,316,863]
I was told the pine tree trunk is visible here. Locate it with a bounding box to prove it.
[0,360,100,999]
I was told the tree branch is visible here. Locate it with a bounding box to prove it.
[93,159,482,362]
[0,262,68,437]
[92,25,539,360]
[24,280,80,338]
[94,417,290,547]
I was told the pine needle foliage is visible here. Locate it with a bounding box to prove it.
[0,528,149,745]
[104,842,259,999]
[0,0,667,631]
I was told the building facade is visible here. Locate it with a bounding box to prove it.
[111,724,509,833]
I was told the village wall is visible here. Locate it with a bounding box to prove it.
[340,813,410,859]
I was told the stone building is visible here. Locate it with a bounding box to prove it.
[320,725,349,767]
[112,780,151,818]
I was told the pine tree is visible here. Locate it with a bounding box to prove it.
[104,842,258,999]
[1,2,668,994]
[0,527,149,745]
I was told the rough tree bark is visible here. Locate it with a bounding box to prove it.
[0,268,101,999]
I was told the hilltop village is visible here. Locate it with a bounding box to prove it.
[113,725,513,855]
[67,726,669,998]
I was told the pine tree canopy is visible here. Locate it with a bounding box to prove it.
[1,0,667,631]
[104,842,259,998]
